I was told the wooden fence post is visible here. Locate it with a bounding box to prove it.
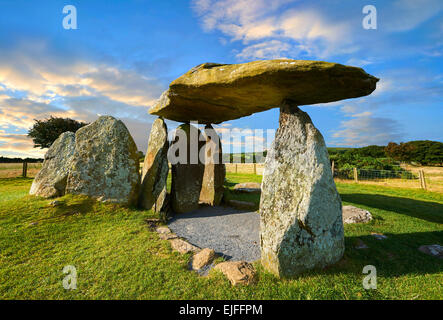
[331,161,335,177]
[22,161,28,178]
[235,163,238,174]
[419,169,427,190]
[253,163,257,175]
[353,167,358,182]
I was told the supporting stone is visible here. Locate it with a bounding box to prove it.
[199,124,225,206]
[139,117,169,213]
[29,132,76,198]
[170,123,205,213]
[260,101,344,277]
[66,116,140,205]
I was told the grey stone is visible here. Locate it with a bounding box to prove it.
[418,244,443,259]
[66,116,140,205]
[29,132,76,198]
[139,118,169,212]
[199,124,225,206]
[233,182,261,194]
[342,205,373,224]
[260,102,344,277]
[170,123,205,213]
[371,232,387,240]
[355,239,369,249]
[149,60,378,123]
[227,199,257,211]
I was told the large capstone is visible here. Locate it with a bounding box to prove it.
[260,101,344,277]
[139,118,169,212]
[29,132,75,198]
[150,60,379,123]
[199,124,225,206]
[66,116,140,205]
[169,123,205,213]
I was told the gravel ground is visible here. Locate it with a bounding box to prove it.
[168,206,261,262]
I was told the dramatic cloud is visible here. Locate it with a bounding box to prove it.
[192,0,353,59]
[0,133,45,158]
[0,41,165,157]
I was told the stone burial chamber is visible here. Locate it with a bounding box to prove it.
[30,58,378,278]
[149,59,378,277]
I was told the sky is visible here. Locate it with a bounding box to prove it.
[0,0,442,158]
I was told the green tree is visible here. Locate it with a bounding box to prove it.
[28,116,88,149]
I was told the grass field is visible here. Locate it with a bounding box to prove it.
[0,163,42,179]
[0,172,442,300]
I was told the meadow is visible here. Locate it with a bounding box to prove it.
[0,172,442,300]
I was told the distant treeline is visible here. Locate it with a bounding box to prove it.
[0,157,43,163]
[224,140,443,167]
[329,140,443,167]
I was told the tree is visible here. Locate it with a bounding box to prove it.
[385,142,416,162]
[28,116,88,149]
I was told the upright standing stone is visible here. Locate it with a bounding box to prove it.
[139,118,169,213]
[66,116,140,205]
[260,101,344,277]
[29,132,75,198]
[199,124,225,206]
[170,123,205,213]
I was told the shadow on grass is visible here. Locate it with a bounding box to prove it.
[341,193,443,224]
[295,231,443,279]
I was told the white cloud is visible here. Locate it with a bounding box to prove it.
[0,133,45,158]
[192,0,353,60]
[236,40,291,60]
[332,111,403,147]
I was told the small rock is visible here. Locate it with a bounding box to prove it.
[343,206,373,224]
[155,226,178,240]
[418,244,443,259]
[192,248,215,270]
[371,232,387,240]
[355,239,369,249]
[169,238,200,254]
[226,200,256,211]
[49,200,62,207]
[159,233,178,240]
[214,261,257,286]
[156,226,171,234]
[233,182,261,194]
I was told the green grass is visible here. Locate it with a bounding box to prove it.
[0,174,442,299]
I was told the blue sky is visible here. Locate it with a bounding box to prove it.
[0,0,442,157]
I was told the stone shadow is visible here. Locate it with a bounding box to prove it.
[282,231,443,279]
[340,193,443,224]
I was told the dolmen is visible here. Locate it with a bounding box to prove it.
[150,59,378,277]
[31,59,378,278]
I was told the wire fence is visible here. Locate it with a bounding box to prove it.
[334,168,417,181]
